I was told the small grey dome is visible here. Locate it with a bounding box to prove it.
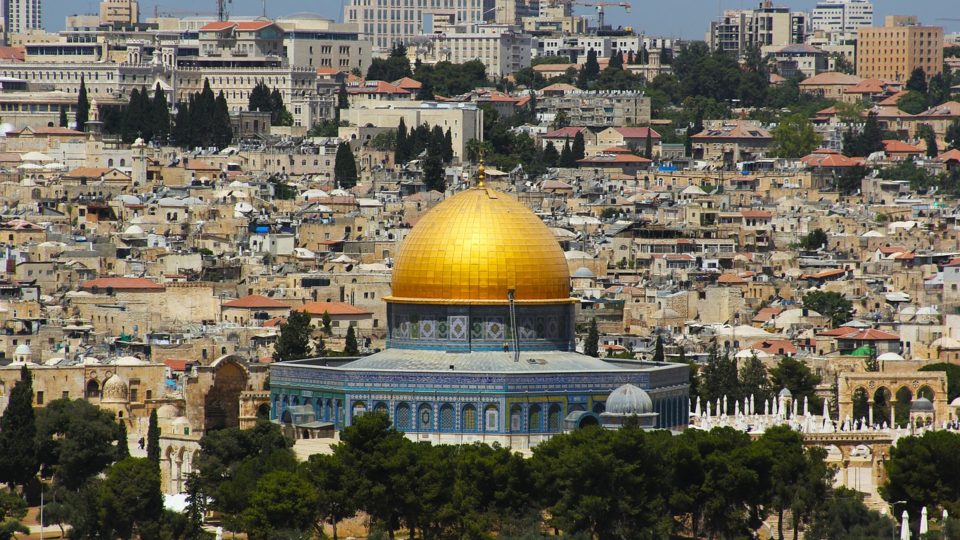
[605,384,653,415]
[14,343,30,356]
[911,397,934,412]
[779,387,793,398]
[572,266,595,279]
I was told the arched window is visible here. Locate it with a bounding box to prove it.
[418,404,433,431]
[439,404,455,431]
[548,404,562,431]
[395,402,411,431]
[373,402,388,416]
[351,401,366,419]
[528,404,542,432]
[86,379,100,398]
[484,404,499,432]
[510,404,523,432]
[461,404,477,432]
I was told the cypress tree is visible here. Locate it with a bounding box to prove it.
[543,141,559,167]
[152,82,170,141]
[147,408,160,465]
[572,131,586,161]
[559,139,574,167]
[335,142,358,188]
[344,326,359,356]
[423,153,445,192]
[584,319,599,358]
[116,418,130,460]
[76,76,89,132]
[443,128,454,163]
[578,48,600,88]
[652,335,664,362]
[337,82,350,110]
[269,88,285,125]
[644,129,653,159]
[59,107,68,128]
[213,90,233,149]
[0,365,38,490]
[395,117,408,163]
[173,102,190,147]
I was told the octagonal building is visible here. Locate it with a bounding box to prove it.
[269,171,689,447]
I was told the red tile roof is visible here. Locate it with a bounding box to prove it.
[836,328,900,341]
[222,294,290,309]
[81,277,164,291]
[882,140,922,154]
[295,301,372,316]
[741,210,772,218]
[613,127,662,139]
[801,149,865,168]
[163,359,190,371]
[544,126,588,138]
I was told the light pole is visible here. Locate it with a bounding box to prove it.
[888,500,907,540]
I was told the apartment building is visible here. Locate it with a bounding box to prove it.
[3,0,41,36]
[536,90,651,128]
[708,1,806,57]
[343,0,484,52]
[856,16,943,81]
[810,0,872,39]
[277,15,371,74]
[343,102,482,159]
[408,23,531,78]
[99,0,139,27]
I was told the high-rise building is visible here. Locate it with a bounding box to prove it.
[99,0,139,27]
[810,0,872,37]
[856,16,943,82]
[4,0,42,36]
[343,0,483,53]
[708,1,806,58]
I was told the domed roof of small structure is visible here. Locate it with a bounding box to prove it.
[605,384,653,415]
[877,352,904,361]
[572,266,595,279]
[156,404,180,418]
[779,387,793,398]
[101,374,129,402]
[911,397,934,412]
[115,356,148,366]
[951,396,960,407]
[13,343,30,356]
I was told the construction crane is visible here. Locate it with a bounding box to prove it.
[580,2,631,30]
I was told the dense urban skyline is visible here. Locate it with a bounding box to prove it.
[50,0,960,36]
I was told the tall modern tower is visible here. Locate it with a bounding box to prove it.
[4,0,42,36]
[811,0,873,37]
[343,0,483,52]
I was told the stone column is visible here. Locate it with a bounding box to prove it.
[868,400,874,426]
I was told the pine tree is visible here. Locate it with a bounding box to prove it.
[0,366,38,489]
[274,310,314,362]
[572,131,586,161]
[116,418,130,460]
[344,326,360,356]
[59,107,68,128]
[584,319,599,358]
[335,142,358,188]
[147,409,160,465]
[395,117,409,163]
[920,124,938,157]
[416,82,435,100]
[76,76,89,132]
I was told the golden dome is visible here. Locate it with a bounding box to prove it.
[388,187,572,304]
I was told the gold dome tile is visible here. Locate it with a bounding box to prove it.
[388,187,573,305]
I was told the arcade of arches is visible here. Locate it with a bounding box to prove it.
[838,371,948,428]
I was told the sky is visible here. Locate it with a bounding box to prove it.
[49,0,960,38]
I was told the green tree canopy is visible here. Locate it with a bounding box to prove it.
[274,310,314,362]
[802,290,853,328]
[36,398,122,490]
[772,113,820,158]
[99,457,164,539]
[800,228,828,251]
[583,318,599,357]
[0,366,38,489]
[334,142,358,188]
[769,357,823,411]
[242,470,319,540]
